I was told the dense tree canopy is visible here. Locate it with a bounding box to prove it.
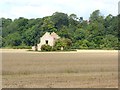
[1,10,119,50]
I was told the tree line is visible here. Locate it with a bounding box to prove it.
[1,10,119,50]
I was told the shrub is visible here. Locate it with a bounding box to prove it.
[12,46,31,49]
[52,47,58,51]
[41,44,52,51]
[54,38,72,50]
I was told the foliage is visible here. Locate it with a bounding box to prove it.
[1,10,118,50]
[41,44,52,51]
[54,38,72,50]
[4,32,21,46]
[51,12,69,29]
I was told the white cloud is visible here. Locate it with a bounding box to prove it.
[0,0,119,20]
[10,6,57,19]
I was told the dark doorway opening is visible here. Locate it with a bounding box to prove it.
[45,40,48,44]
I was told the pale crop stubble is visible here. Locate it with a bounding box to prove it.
[2,50,118,88]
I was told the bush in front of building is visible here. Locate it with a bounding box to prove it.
[54,38,72,51]
[41,44,52,51]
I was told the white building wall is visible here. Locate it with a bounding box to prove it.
[36,32,60,51]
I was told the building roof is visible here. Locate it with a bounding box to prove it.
[42,32,60,39]
[51,32,60,39]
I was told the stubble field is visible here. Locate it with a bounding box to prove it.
[1,49,118,88]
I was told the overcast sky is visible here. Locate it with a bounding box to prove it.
[0,0,119,20]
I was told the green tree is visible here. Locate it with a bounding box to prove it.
[1,11,118,50]
[54,38,72,50]
[89,10,104,23]
[4,32,21,46]
[69,14,78,21]
[51,12,69,29]
[100,35,118,49]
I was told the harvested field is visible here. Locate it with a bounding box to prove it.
[1,49,118,88]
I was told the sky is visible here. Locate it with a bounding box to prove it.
[0,0,119,20]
